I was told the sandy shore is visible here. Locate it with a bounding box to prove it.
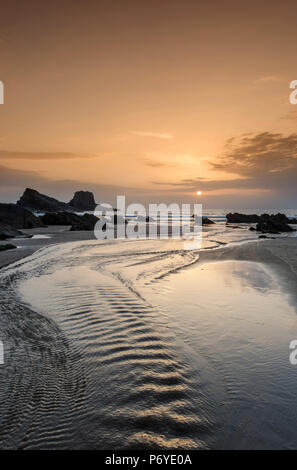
[0,225,96,268]
[0,232,296,449]
[197,238,297,308]
[1,226,297,281]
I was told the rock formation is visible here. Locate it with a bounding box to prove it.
[69,191,96,210]
[40,212,83,226]
[70,214,99,231]
[0,243,16,251]
[226,212,297,225]
[18,188,71,212]
[0,223,23,240]
[192,215,215,225]
[0,203,44,230]
[255,220,293,234]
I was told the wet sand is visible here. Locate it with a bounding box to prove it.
[0,234,297,449]
[0,226,96,268]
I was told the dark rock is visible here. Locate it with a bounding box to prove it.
[70,214,99,231]
[202,217,215,225]
[261,213,291,224]
[249,227,256,231]
[0,243,17,251]
[18,188,71,212]
[0,203,44,229]
[0,223,23,240]
[69,191,96,210]
[258,235,276,239]
[226,213,260,223]
[227,212,296,231]
[256,221,293,234]
[192,215,215,225]
[41,212,83,226]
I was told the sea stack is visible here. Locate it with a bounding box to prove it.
[17,188,71,212]
[69,191,96,210]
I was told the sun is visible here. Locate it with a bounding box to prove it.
[196,191,202,196]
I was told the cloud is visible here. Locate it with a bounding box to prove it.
[151,132,297,206]
[0,164,42,187]
[211,132,297,176]
[0,163,181,205]
[253,75,283,84]
[144,158,177,168]
[131,131,174,140]
[0,151,96,160]
[281,110,297,121]
[2,131,297,208]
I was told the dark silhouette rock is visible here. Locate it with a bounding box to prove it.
[226,213,260,223]
[18,188,71,212]
[0,243,16,251]
[69,191,96,210]
[40,212,83,226]
[70,214,99,231]
[192,215,215,225]
[256,220,293,234]
[0,203,43,229]
[202,217,215,225]
[227,212,297,231]
[258,234,276,239]
[0,223,23,240]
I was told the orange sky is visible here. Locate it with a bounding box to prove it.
[0,0,297,208]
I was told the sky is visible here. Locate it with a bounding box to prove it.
[0,0,297,208]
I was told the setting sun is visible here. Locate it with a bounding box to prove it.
[196,191,202,196]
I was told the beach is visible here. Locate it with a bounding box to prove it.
[0,225,96,268]
[1,231,297,449]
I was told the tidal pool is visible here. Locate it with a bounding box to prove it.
[142,260,297,449]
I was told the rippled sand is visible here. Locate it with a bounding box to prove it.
[0,238,297,449]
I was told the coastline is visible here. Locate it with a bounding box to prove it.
[0,225,96,268]
[2,228,297,295]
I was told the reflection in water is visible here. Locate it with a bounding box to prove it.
[0,240,297,449]
[142,261,297,449]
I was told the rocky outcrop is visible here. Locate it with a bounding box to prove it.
[226,213,260,223]
[0,243,16,251]
[39,211,99,231]
[70,214,99,231]
[0,223,23,240]
[0,203,44,230]
[256,220,293,234]
[40,212,83,226]
[69,191,96,210]
[227,212,297,227]
[192,215,215,225]
[18,188,71,212]
[202,217,215,225]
